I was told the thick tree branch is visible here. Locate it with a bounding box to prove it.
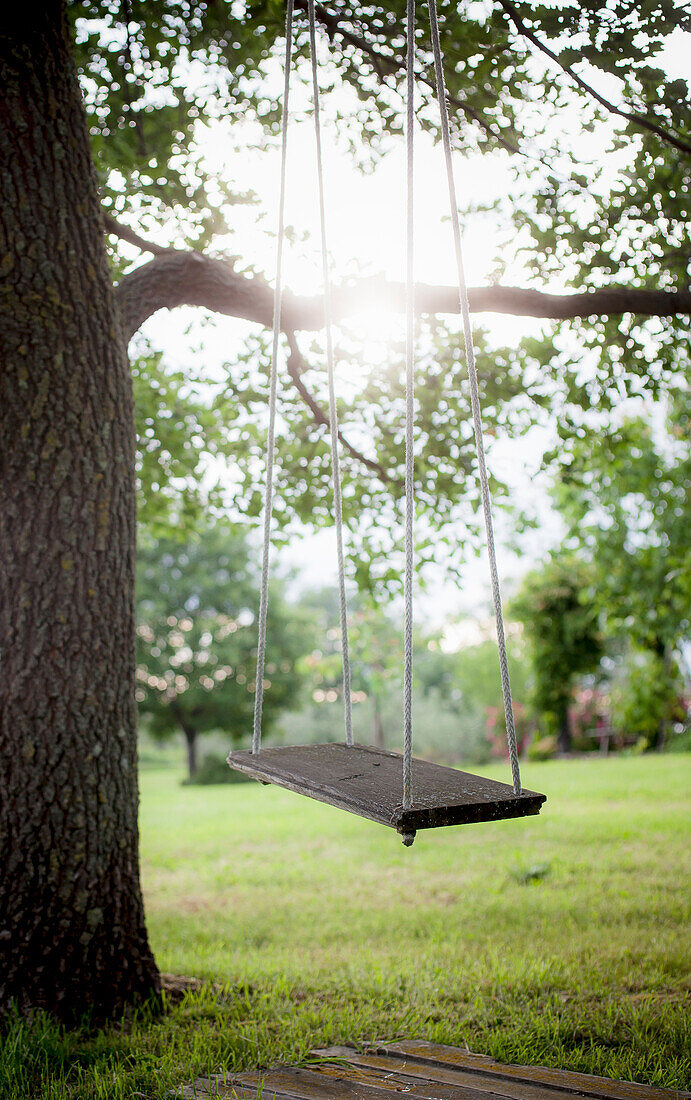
[115,252,272,339]
[497,0,691,157]
[114,251,691,344]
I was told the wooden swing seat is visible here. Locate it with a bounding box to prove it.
[226,742,545,839]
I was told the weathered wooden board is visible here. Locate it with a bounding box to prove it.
[193,1064,493,1098]
[303,1060,518,1098]
[315,1044,691,1100]
[226,742,545,837]
[312,1048,582,1100]
[182,1041,691,1100]
[238,1062,562,1099]
[381,1039,691,1100]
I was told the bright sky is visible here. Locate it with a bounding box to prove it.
[141,26,690,639]
[145,123,554,633]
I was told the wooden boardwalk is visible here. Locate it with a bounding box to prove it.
[180,1039,690,1099]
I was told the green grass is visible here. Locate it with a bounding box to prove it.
[3,755,690,1097]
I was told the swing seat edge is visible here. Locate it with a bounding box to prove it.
[227,742,545,836]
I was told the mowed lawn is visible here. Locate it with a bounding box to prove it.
[3,754,689,1099]
[140,754,690,1089]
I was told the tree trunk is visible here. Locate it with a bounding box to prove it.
[557,705,571,755]
[183,725,199,780]
[0,3,160,1022]
[651,641,672,752]
[372,695,385,750]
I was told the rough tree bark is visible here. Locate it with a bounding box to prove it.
[0,4,160,1021]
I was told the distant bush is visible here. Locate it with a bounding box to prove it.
[182,752,254,786]
[277,689,494,765]
[663,723,691,753]
[527,735,557,761]
[610,648,686,750]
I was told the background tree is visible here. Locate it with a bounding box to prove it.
[349,607,404,749]
[295,588,403,748]
[136,526,306,779]
[293,588,533,764]
[441,634,533,760]
[436,636,531,721]
[609,647,686,750]
[550,389,690,748]
[132,346,238,539]
[2,0,689,1022]
[512,554,604,754]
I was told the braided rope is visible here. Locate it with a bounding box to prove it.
[402,0,416,809]
[427,0,521,794]
[252,0,295,754]
[308,0,354,747]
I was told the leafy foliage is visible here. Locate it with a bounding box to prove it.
[67,1,690,581]
[548,388,690,745]
[133,346,236,536]
[136,525,307,773]
[512,553,604,748]
[221,321,543,591]
[71,0,691,255]
[294,586,404,745]
[553,390,691,657]
[610,647,686,748]
[288,586,533,762]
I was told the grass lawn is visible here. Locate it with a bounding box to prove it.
[3,754,690,1098]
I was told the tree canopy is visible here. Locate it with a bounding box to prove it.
[72,0,690,587]
[549,390,690,745]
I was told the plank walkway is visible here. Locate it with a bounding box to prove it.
[179,1039,691,1099]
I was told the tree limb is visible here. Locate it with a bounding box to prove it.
[114,251,691,344]
[115,252,272,340]
[496,0,691,157]
[104,212,171,256]
[285,331,398,484]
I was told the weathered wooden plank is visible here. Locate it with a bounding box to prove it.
[184,1044,691,1100]
[307,1059,519,1098]
[213,1065,467,1099]
[312,1048,582,1100]
[226,743,545,837]
[383,1041,691,1100]
[314,1043,690,1100]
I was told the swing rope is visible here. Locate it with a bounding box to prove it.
[308,0,354,748]
[252,0,295,754]
[255,0,355,753]
[254,0,521,801]
[427,0,521,794]
[402,0,416,809]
